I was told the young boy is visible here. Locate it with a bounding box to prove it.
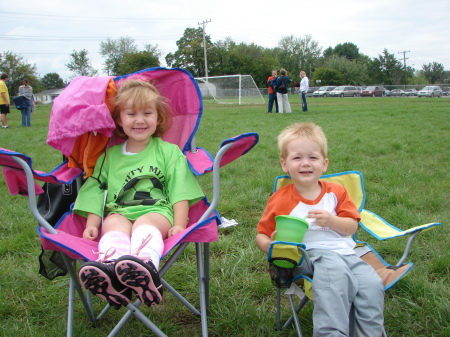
[256,122,385,337]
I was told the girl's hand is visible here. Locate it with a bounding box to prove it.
[83,227,99,240]
[168,225,186,238]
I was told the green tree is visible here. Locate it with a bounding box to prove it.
[368,49,403,85]
[165,27,209,77]
[207,37,236,76]
[324,56,368,85]
[408,70,429,86]
[422,62,446,84]
[323,46,334,59]
[276,34,322,81]
[100,36,138,75]
[0,51,41,95]
[226,43,277,87]
[41,72,65,89]
[66,49,98,77]
[118,51,160,75]
[333,42,360,60]
[311,67,344,86]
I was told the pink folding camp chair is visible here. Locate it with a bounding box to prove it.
[0,67,259,337]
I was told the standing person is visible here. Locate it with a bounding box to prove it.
[256,122,385,337]
[75,79,204,309]
[0,73,10,129]
[18,78,34,127]
[299,70,309,112]
[276,69,292,113]
[267,69,279,113]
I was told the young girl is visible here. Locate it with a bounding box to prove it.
[74,79,204,309]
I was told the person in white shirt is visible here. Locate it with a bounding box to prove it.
[299,71,309,112]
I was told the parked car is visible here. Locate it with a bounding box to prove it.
[384,89,392,97]
[356,86,365,96]
[312,86,336,97]
[390,89,406,96]
[360,86,386,97]
[404,89,418,96]
[442,90,449,96]
[417,85,443,97]
[329,86,359,97]
[305,87,319,97]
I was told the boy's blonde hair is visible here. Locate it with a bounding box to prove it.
[112,79,172,139]
[277,122,328,159]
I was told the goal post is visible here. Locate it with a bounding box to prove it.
[195,75,265,105]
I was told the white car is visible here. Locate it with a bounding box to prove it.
[329,86,359,97]
[312,86,336,97]
[417,86,443,97]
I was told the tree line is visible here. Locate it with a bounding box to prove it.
[1,28,448,95]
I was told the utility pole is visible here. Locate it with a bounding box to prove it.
[398,50,410,87]
[198,19,211,79]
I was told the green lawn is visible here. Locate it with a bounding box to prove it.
[0,97,449,336]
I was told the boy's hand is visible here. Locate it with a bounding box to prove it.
[270,231,277,241]
[83,227,99,240]
[307,210,332,228]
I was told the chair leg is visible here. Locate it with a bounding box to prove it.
[204,242,210,313]
[67,276,75,337]
[196,242,209,337]
[282,294,309,334]
[276,288,282,330]
[288,294,303,337]
[62,255,96,324]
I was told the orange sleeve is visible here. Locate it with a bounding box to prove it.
[326,181,361,222]
[257,185,299,237]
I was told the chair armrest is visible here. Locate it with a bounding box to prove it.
[359,209,442,267]
[359,209,441,240]
[185,132,259,176]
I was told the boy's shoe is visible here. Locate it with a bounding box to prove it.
[79,261,132,310]
[2,125,9,128]
[115,255,163,306]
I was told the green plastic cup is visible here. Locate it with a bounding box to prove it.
[274,215,309,243]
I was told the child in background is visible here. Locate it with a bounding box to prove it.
[256,122,385,336]
[75,80,204,309]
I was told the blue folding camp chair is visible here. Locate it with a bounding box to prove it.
[268,171,441,336]
[0,67,259,337]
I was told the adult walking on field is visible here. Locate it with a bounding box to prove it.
[276,69,292,113]
[267,69,279,113]
[18,78,34,127]
[0,73,10,129]
[299,70,309,112]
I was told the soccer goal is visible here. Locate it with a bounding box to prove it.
[195,75,265,105]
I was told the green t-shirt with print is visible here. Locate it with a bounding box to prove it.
[73,137,204,224]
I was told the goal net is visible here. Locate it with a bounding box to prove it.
[195,75,265,105]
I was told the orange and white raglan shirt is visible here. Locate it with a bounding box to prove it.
[257,181,361,256]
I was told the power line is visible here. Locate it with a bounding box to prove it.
[0,11,193,23]
[0,34,179,42]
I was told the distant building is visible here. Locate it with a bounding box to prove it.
[34,88,65,104]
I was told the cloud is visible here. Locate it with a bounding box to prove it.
[1,0,449,80]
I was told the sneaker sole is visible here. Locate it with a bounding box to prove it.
[79,265,130,309]
[115,256,162,306]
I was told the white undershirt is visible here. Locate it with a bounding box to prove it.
[121,141,137,155]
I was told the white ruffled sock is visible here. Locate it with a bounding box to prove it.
[131,225,164,270]
[98,231,131,261]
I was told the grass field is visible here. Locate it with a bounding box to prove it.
[0,96,449,336]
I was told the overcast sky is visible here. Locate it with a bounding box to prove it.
[1,0,449,82]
